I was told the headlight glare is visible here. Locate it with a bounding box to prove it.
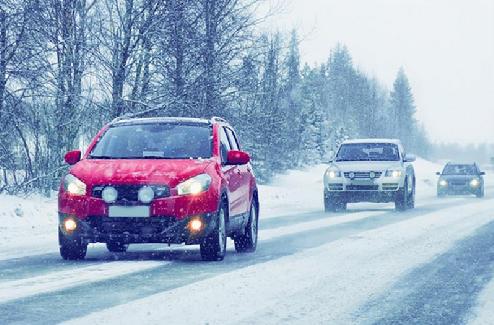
[64,174,87,196]
[385,170,402,178]
[439,179,448,187]
[188,217,204,233]
[177,174,212,196]
[325,169,341,179]
[63,218,77,232]
[470,178,480,188]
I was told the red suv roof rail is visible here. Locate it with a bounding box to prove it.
[211,116,228,123]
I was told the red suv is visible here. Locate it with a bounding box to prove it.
[58,117,259,261]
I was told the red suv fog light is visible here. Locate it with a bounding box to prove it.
[64,218,77,232]
[188,217,203,233]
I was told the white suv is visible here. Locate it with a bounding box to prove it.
[323,139,416,212]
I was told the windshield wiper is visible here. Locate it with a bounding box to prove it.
[141,156,173,159]
[88,155,114,159]
[336,158,369,161]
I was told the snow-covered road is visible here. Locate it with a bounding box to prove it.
[1,160,494,324]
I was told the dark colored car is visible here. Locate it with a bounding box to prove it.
[436,162,485,198]
[58,117,259,261]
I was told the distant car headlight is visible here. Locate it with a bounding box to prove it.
[63,174,87,196]
[470,178,480,188]
[138,186,155,203]
[102,186,118,203]
[177,174,212,196]
[325,169,341,179]
[439,179,448,187]
[385,170,402,178]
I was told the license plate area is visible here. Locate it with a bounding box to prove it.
[109,206,150,218]
[350,179,375,185]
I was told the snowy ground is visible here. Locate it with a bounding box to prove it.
[1,159,494,324]
[0,194,59,260]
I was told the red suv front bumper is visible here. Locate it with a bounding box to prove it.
[58,187,220,245]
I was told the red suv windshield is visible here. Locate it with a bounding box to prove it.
[89,123,212,159]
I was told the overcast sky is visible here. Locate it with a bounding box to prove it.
[261,0,494,144]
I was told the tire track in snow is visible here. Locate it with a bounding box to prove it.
[0,261,165,305]
[354,219,494,325]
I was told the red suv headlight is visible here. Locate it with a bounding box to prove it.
[63,174,87,196]
[176,174,212,196]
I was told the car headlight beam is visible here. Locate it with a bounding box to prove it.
[63,218,77,232]
[385,170,402,178]
[177,174,212,196]
[325,169,341,179]
[470,178,480,188]
[64,174,87,196]
[439,179,448,187]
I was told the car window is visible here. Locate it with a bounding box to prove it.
[225,128,240,151]
[89,123,212,159]
[219,127,231,163]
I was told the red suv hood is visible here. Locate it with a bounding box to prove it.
[69,159,213,188]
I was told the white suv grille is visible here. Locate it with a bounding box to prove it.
[344,171,382,179]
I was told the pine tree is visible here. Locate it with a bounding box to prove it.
[280,30,303,166]
[327,44,357,135]
[300,66,323,163]
[254,34,284,180]
[389,68,417,149]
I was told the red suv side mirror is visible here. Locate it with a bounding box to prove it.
[226,150,250,165]
[64,150,82,165]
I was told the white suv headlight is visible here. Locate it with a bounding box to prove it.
[385,170,402,178]
[325,168,341,179]
[63,174,87,196]
[177,174,212,196]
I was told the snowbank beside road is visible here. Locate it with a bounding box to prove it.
[414,157,443,195]
[258,164,328,217]
[0,194,58,259]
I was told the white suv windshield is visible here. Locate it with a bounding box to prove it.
[336,143,400,162]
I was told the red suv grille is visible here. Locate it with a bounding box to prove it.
[92,185,170,202]
[87,216,176,235]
